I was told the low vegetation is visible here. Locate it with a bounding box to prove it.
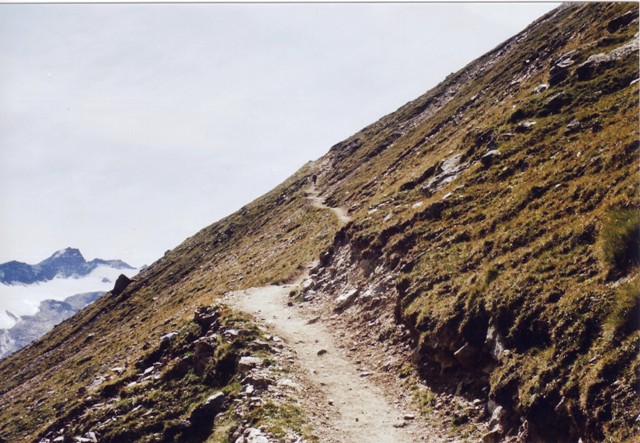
[0,3,637,442]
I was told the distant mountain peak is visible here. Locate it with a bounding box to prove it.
[50,248,84,260]
[0,249,134,285]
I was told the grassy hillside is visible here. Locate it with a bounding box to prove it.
[0,3,638,442]
[311,3,639,441]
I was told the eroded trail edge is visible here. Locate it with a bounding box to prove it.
[225,284,435,443]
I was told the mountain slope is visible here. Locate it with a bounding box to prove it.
[0,3,638,442]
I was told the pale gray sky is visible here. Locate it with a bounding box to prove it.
[0,3,558,267]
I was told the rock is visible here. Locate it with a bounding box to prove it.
[548,54,575,85]
[235,427,269,443]
[193,306,220,330]
[238,356,263,372]
[307,316,321,325]
[110,366,125,375]
[533,83,549,94]
[607,11,637,33]
[244,374,272,389]
[565,120,581,134]
[404,413,416,420]
[160,331,178,344]
[489,405,507,428]
[515,120,537,133]
[334,288,359,311]
[276,378,300,390]
[482,425,503,443]
[302,278,314,290]
[480,150,501,167]
[576,36,639,81]
[487,399,499,414]
[84,432,98,443]
[252,340,271,351]
[542,92,572,115]
[112,274,131,296]
[190,392,226,423]
[317,349,328,356]
[440,153,463,175]
[485,324,508,361]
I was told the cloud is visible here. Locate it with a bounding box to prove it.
[0,3,559,266]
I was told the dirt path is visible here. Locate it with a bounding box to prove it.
[226,284,435,442]
[305,186,351,224]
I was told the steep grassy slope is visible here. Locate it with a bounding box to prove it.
[310,3,639,441]
[0,3,638,442]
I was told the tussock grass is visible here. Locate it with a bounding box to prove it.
[599,207,640,279]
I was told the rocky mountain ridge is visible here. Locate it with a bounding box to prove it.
[0,292,103,360]
[0,4,637,442]
[0,248,133,285]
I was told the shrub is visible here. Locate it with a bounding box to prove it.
[599,207,640,279]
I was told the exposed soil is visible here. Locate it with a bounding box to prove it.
[226,283,443,442]
[305,186,351,225]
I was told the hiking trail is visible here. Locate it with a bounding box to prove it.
[226,283,439,442]
[305,185,351,225]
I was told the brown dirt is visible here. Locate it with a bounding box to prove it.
[226,282,445,442]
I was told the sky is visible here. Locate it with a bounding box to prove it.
[0,2,559,268]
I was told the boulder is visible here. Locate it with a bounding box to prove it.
[533,83,549,94]
[576,36,639,81]
[565,120,582,134]
[112,274,131,296]
[235,428,269,443]
[243,374,272,389]
[193,306,220,330]
[485,324,509,361]
[160,331,178,344]
[334,288,359,311]
[190,392,226,423]
[542,92,572,115]
[238,356,263,372]
[515,121,537,133]
[301,278,314,290]
[489,405,507,428]
[548,54,575,85]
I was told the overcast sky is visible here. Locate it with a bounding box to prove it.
[0,3,558,267]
